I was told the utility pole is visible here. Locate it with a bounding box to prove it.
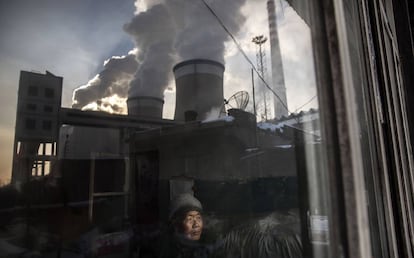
[252,35,268,121]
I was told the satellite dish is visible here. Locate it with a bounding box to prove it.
[220,91,250,115]
[225,91,249,110]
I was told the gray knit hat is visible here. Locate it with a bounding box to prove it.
[169,193,203,220]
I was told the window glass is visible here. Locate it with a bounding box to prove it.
[42,120,52,130]
[1,1,337,258]
[26,103,37,111]
[25,118,36,130]
[45,88,55,98]
[28,85,38,96]
[44,105,53,113]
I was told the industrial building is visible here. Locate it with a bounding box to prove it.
[3,57,317,256]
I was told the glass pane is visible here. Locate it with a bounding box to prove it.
[0,1,336,257]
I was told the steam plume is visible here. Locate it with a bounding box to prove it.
[72,52,138,112]
[125,0,247,99]
[72,0,247,110]
[174,0,247,63]
[123,3,177,99]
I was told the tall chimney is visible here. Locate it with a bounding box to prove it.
[173,59,225,121]
[267,0,288,119]
[127,96,164,118]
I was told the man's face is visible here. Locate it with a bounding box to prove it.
[181,210,203,241]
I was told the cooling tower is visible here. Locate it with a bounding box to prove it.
[127,96,164,118]
[173,59,225,121]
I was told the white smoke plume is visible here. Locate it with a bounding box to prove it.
[72,0,247,110]
[72,52,138,112]
[174,0,247,64]
[125,0,247,99]
[123,3,178,99]
[202,106,223,122]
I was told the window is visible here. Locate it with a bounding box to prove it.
[26,103,37,111]
[44,88,54,98]
[28,86,38,96]
[42,120,52,131]
[43,105,53,113]
[4,1,414,258]
[24,118,36,130]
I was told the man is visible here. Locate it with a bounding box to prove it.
[169,193,204,241]
[146,193,210,258]
[177,210,203,241]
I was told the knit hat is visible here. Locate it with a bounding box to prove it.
[169,193,203,220]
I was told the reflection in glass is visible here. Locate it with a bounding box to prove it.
[0,1,334,257]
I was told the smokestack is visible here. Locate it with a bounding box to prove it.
[173,59,225,121]
[127,96,164,118]
[267,0,288,119]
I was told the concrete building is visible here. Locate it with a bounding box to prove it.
[12,71,62,185]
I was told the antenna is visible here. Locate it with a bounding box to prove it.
[221,91,250,115]
[252,35,269,120]
[225,91,249,110]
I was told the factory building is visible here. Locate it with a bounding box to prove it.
[4,56,316,256]
[58,58,310,222]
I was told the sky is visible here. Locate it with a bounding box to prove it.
[0,0,317,183]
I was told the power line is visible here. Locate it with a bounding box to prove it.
[293,95,317,113]
[200,0,318,122]
[199,0,292,115]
